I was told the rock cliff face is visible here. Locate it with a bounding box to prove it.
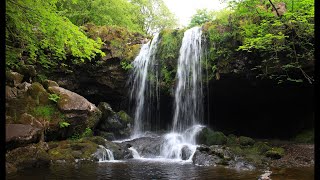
[48,58,129,112]
[204,74,314,139]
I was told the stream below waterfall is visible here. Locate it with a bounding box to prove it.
[7,161,314,180]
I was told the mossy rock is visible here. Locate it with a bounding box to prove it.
[85,136,106,146]
[27,82,50,105]
[239,136,255,146]
[6,142,50,171]
[253,142,271,154]
[48,139,99,162]
[197,128,227,145]
[265,147,285,159]
[98,102,115,119]
[6,71,24,87]
[227,134,238,145]
[293,129,314,143]
[117,110,132,124]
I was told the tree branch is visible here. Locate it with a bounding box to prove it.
[268,0,280,17]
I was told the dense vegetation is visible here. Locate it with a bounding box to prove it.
[197,0,314,84]
[6,0,314,85]
[6,0,177,70]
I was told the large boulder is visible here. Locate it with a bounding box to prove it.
[6,71,24,87]
[47,86,102,138]
[196,128,227,145]
[6,124,42,150]
[117,135,163,158]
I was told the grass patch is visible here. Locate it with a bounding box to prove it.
[32,105,55,121]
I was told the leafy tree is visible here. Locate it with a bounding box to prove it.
[6,0,105,69]
[56,0,142,33]
[203,0,314,84]
[131,0,178,35]
[189,9,215,28]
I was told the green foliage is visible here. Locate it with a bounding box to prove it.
[131,0,178,35]
[32,105,55,121]
[120,60,133,70]
[6,0,105,69]
[56,0,142,33]
[189,9,215,28]
[84,24,143,60]
[81,128,93,138]
[202,0,314,84]
[156,29,185,91]
[59,121,70,128]
[48,94,60,103]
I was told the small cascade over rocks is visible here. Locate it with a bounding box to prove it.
[129,34,161,138]
[128,147,141,159]
[97,145,115,162]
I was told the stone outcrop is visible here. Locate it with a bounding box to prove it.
[95,102,132,140]
[6,124,42,150]
[5,72,102,143]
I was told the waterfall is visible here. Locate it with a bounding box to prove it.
[129,34,161,138]
[172,26,203,133]
[160,27,204,161]
[98,145,115,162]
[128,147,141,159]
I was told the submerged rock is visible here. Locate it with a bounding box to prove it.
[117,136,163,158]
[6,142,50,174]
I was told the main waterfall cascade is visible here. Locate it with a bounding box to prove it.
[160,27,204,160]
[172,26,203,132]
[129,33,161,138]
[125,27,204,161]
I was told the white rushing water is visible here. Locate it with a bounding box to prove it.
[130,34,161,138]
[172,26,203,133]
[98,145,115,162]
[161,27,204,161]
[127,27,204,162]
[128,147,141,159]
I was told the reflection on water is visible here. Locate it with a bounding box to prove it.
[7,160,314,180]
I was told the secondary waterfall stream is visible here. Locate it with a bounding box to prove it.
[129,34,161,138]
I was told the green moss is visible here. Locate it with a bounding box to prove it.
[117,110,132,124]
[27,82,50,105]
[197,128,227,145]
[266,147,285,159]
[85,136,106,146]
[48,139,98,162]
[156,28,185,92]
[239,136,255,146]
[293,129,314,143]
[253,142,271,155]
